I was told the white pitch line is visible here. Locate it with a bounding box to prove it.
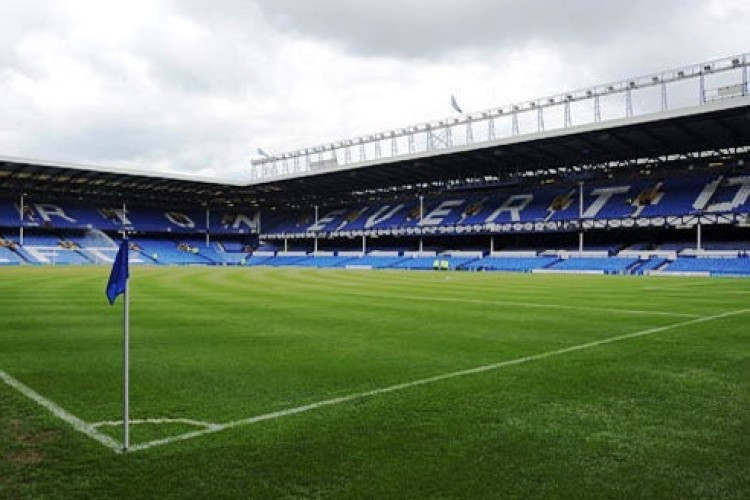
[128,308,748,453]
[0,369,122,453]
[92,417,219,429]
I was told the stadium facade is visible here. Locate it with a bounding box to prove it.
[0,55,749,276]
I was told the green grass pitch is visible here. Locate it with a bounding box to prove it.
[1,266,748,498]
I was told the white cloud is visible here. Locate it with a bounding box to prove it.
[0,1,747,181]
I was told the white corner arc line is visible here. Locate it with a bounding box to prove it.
[92,418,219,429]
[0,369,123,453]
[128,308,748,453]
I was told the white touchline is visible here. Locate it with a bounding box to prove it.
[126,307,748,453]
[0,369,122,453]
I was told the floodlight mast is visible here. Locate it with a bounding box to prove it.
[250,54,750,183]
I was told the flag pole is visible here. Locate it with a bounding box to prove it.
[106,209,131,453]
[123,257,129,451]
[122,204,129,452]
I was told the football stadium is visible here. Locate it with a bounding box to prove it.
[1,53,749,498]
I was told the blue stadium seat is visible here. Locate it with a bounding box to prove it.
[548,257,638,274]
[665,257,750,276]
[462,256,558,272]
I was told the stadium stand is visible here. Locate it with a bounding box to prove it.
[0,245,22,265]
[294,256,357,268]
[547,257,639,274]
[462,256,558,272]
[261,170,750,237]
[0,63,748,277]
[632,258,668,274]
[663,257,750,276]
[260,254,310,267]
[132,238,214,265]
[347,256,409,269]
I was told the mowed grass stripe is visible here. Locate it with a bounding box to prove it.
[223,267,736,315]
[129,266,702,318]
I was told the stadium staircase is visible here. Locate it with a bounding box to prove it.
[629,258,668,275]
[0,245,22,265]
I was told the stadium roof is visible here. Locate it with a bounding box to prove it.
[0,96,748,208]
[0,155,241,208]
[246,97,750,204]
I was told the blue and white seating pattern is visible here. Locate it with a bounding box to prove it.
[0,201,258,235]
[262,172,750,236]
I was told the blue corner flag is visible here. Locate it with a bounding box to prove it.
[106,239,129,305]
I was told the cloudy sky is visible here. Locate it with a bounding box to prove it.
[0,0,747,180]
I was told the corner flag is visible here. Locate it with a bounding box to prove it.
[106,240,129,305]
[106,237,131,451]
